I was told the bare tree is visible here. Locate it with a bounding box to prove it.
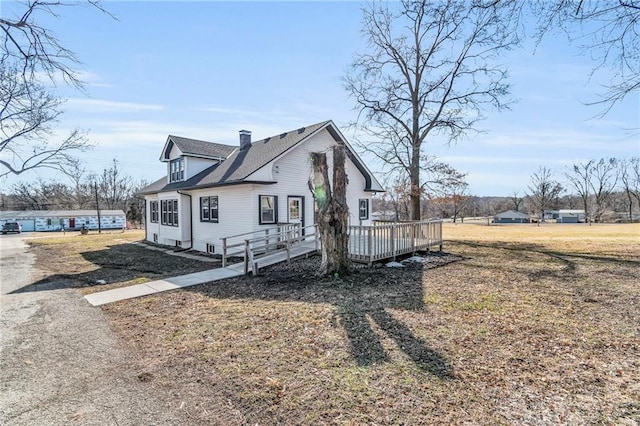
[346,0,517,220]
[10,178,75,210]
[1,0,111,86]
[589,158,619,222]
[96,159,135,211]
[530,0,640,113]
[0,1,110,177]
[383,173,412,221]
[0,64,90,177]
[424,161,469,223]
[309,146,351,276]
[619,157,640,220]
[510,190,523,211]
[566,160,594,223]
[527,167,563,223]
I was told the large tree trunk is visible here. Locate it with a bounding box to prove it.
[309,146,351,276]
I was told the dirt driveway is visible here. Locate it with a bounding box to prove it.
[0,233,179,425]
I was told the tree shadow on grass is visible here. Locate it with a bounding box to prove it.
[14,238,459,378]
[182,253,460,379]
[8,243,214,294]
[454,240,640,282]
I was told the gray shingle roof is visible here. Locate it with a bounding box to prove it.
[162,135,236,161]
[138,120,383,195]
[198,120,330,185]
[494,210,530,219]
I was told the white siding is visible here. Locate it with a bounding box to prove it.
[145,192,190,246]
[186,157,219,180]
[189,185,255,253]
[271,128,373,228]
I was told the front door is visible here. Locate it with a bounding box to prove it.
[69,218,75,229]
[288,196,304,236]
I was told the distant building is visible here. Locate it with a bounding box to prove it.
[0,210,126,232]
[544,209,586,223]
[493,210,531,224]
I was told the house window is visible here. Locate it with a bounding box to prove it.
[259,195,278,224]
[47,218,52,226]
[206,243,215,254]
[161,199,179,226]
[359,199,369,220]
[200,196,219,223]
[150,201,159,223]
[169,158,184,182]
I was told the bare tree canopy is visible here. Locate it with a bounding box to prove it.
[527,166,563,222]
[346,0,518,220]
[0,0,111,86]
[530,0,640,113]
[619,157,640,220]
[0,1,110,177]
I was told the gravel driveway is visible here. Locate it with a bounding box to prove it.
[0,234,180,425]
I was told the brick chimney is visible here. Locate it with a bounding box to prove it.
[239,130,252,151]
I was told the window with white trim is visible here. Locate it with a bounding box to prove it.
[259,195,278,224]
[161,199,179,226]
[150,201,159,223]
[200,196,219,222]
[359,199,369,220]
[169,158,184,182]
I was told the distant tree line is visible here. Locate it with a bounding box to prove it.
[373,157,640,224]
[0,159,147,227]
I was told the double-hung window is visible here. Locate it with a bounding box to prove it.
[359,199,369,220]
[259,195,278,224]
[149,201,159,223]
[200,196,219,222]
[160,199,179,226]
[169,158,184,182]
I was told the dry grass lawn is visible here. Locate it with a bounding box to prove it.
[31,224,640,424]
[26,230,214,294]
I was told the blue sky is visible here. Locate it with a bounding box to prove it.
[1,1,638,196]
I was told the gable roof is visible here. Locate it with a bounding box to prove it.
[138,120,384,195]
[197,120,331,186]
[160,135,237,161]
[494,210,530,219]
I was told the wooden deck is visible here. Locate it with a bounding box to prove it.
[220,220,443,273]
[348,220,443,265]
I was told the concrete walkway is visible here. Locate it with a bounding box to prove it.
[85,241,318,306]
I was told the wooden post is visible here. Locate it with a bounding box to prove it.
[244,240,250,275]
[286,230,291,263]
[222,238,227,267]
[265,228,270,254]
[314,224,319,252]
[411,223,416,254]
[390,224,396,261]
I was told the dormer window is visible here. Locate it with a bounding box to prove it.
[170,158,184,182]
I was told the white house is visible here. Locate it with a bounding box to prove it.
[544,209,586,223]
[137,120,385,254]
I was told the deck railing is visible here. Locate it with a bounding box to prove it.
[220,219,443,271]
[241,224,317,274]
[348,219,443,265]
[220,223,303,267]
